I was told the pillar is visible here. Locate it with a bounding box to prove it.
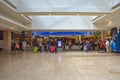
[78,36,81,41]
[3,30,11,52]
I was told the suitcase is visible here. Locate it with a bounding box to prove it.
[99,50,105,53]
[50,46,55,53]
[33,46,39,53]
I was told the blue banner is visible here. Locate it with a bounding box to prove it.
[31,32,92,36]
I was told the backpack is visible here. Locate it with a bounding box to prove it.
[100,43,103,48]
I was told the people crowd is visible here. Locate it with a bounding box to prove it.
[12,37,116,53]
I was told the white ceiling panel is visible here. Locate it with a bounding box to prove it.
[17,0,111,12]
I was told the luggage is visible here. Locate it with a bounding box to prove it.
[98,45,106,53]
[99,50,105,53]
[50,46,55,53]
[33,46,39,53]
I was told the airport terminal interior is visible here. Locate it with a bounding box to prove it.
[0,0,120,80]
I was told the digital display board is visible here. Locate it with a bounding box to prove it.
[58,40,62,47]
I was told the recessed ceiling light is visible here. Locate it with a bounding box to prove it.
[10,27,14,29]
[49,14,52,16]
[104,14,106,16]
[21,14,24,16]
[108,21,112,26]
[77,14,80,16]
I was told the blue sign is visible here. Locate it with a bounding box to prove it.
[31,32,92,36]
[31,32,35,36]
[87,32,93,36]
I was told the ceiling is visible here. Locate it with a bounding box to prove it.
[0,0,120,31]
[17,0,112,15]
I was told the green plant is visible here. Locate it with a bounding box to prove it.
[92,31,101,39]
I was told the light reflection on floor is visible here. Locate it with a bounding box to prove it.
[0,51,120,80]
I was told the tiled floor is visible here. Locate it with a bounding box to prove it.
[0,51,120,80]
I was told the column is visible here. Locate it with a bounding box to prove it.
[78,36,81,41]
[3,30,11,52]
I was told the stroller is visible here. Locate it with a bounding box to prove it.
[98,42,106,53]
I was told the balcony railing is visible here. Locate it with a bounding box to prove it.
[3,0,16,9]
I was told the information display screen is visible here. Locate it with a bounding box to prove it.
[58,41,62,47]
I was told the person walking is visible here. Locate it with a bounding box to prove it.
[22,40,27,51]
[15,41,20,50]
[54,39,58,53]
[86,40,90,53]
[38,41,42,53]
[105,39,110,53]
[68,40,72,50]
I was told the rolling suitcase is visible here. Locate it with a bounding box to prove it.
[50,46,55,53]
[33,46,39,53]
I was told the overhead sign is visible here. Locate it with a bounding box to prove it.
[31,32,92,36]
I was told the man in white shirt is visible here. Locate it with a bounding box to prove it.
[105,39,110,53]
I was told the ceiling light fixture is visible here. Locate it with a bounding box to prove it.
[104,14,106,16]
[108,21,112,26]
[21,14,24,16]
[77,14,80,16]
[49,14,52,16]
[10,27,14,29]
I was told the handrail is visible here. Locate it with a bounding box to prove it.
[92,16,101,21]
[3,0,16,9]
[24,16,32,21]
[112,2,120,10]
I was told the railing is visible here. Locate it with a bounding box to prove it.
[3,0,32,22]
[112,2,120,10]
[3,0,16,9]
[24,16,32,21]
[92,16,101,21]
